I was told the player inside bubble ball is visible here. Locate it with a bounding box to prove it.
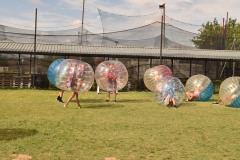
[162,88,177,108]
[63,72,81,108]
[185,86,202,101]
[106,64,117,102]
[213,94,237,105]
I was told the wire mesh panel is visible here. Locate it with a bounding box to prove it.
[99,9,198,48]
[172,59,190,78]
[0,53,19,74]
[0,9,199,48]
[205,61,218,79]
[190,60,205,76]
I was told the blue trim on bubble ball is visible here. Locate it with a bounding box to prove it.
[228,96,240,108]
[47,59,64,86]
[199,81,214,101]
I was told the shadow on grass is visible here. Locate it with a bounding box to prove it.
[117,99,152,103]
[0,128,38,141]
[83,103,125,109]
[72,98,148,103]
[75,98,103,103]
[180,102,198,107]
[209,98,219,102]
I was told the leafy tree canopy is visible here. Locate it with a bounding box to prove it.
[192,18,240,50]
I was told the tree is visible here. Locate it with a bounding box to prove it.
[192,18,240,50]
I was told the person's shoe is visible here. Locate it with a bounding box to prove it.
[78,105,81,108]
[173,105,177,108]
[185,99,189,102]
[114,100,117,103]
[57,96,64,103]
[59,97,64,103]
[57,96,61,102]
[105,99,109,102]
[212,101,219,105]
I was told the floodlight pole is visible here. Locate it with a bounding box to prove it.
[159,15,164,65]
[80,0,85,45]
[33,8,37,88]
[159,3,165,48]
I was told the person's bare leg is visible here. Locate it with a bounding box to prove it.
[59,90,64,97]
[185,92,190,99]
[64,92,76,107]
[57,90,64,103]
[106,91,110,102]
[75,92,81,108]
[186,92,192,100]
[172,98,177,107]
[114,91,117,102]
[164,95,170,106]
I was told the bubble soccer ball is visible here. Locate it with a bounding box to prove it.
[185,74,214,101]
[54,59,94,92]
[144,65,173,92]
[154,76,185,106]
[95,60,128,92]
[219,77,240,108]
[47,58,64,86]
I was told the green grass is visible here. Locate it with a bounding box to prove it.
[1,90,240,160]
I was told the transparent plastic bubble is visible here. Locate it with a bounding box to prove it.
[144,65,173,92]
[185,74,214,101]
[47,59,64,86]
[95,60,128,92]
[219,77,240,108]
[54,59,94,92]
[154,76,185,106]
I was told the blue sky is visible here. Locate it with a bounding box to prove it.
[0,0,239,33]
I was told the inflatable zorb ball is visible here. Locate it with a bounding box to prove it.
[219,77,240,108]
[55,59,94,92]
[47,58,64,86]
[95,60,128,92]
[185,74,214,101]
[144,65,173,92]
[154,76,185,106]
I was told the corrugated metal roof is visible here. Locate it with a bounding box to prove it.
[1,42,240,60]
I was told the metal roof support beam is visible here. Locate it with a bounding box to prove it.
[29,54,32,76]
[227,60,231,77]
[204,60,207,76]
[137,58,140,90]
[18,54,21,88]
[189,60,192,77]
[232,61,236,76]
[171,59,174,71]
[215,61,219,79]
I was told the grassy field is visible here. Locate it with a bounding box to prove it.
[1,90,240,160]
